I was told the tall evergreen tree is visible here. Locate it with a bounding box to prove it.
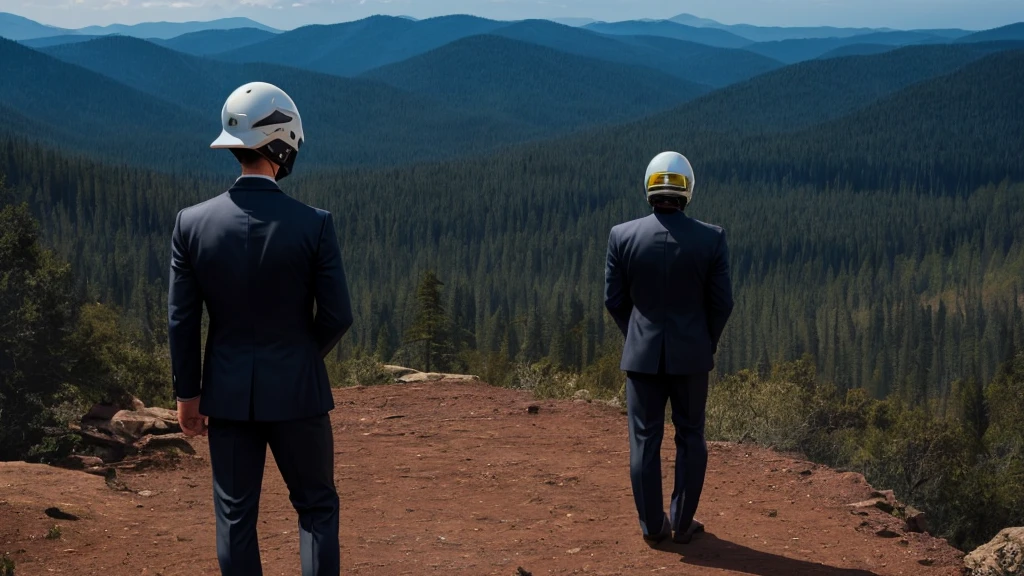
[404,271,452,373]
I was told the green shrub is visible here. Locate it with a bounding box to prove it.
[0,554,14,576]
[327,355,392,387]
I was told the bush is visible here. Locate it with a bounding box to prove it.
[71,304,170,408]
[327,355,391,387]
[706,365,812,451]
[704,354,1024,552]
[0,554,14,576]
[0,204,168,462]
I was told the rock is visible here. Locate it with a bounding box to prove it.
[108,409,179,438]
[441,374,480,382]
[76,427,137,460]
[876,528,901,538]
[905,506,929,534]
[137,434,195,456]
[83,402,122,421]
[398,372,445,383]
[83,466,113,478]
[871,489,898,505]
[130,396,145,411]
[57,455,106,470]
[604,397,624,409]
[919,558,936,566]
[572,389,592,403]
[141,406,178,422]
[515,568,533,576]
[527,405,540,415]
[964,527,1024,576]
[382,365,419,378]
[848,498,884,509]
[875,500,896,514]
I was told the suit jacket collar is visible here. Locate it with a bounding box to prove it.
[230,176,282,193]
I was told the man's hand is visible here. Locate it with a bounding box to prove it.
[177,397,208,437]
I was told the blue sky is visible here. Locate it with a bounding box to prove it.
[3,0,1022,31]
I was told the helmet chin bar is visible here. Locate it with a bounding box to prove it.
[648,193,688,211]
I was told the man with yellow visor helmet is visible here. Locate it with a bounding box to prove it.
[604,151,734,546]
[644,151,695,210]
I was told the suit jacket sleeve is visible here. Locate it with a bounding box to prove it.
[604,227,632,338]
[313,212,353,357]
[706,229,735,353]
[168,211,203,401]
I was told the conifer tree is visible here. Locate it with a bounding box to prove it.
[404,271,452,373]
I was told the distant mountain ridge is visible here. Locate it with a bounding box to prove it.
[151,27,277,55]
[209,16,782,87]
[584,20,753,48]
[627,42,1020,136]
[492,20,782,87]
[213,14,507,77]
[75,17,279,39]
[666,12,973,42]
[0,12,279,41]
[361,35,712,128]
[957,22,1024,43]
[0,12,68,40]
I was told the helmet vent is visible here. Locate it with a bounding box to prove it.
[252,110,293,128]
[227,117,238,127]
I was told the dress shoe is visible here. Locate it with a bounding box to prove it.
[673,519,704,544]
[643,516,673,546]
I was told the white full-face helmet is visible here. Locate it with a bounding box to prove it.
[644,151,695,208]
[211,82,304,179]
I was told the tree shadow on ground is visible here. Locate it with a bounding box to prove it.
[660,531,882,576]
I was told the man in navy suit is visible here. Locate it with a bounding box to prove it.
[604,151,733,545]
[169,82,352,576]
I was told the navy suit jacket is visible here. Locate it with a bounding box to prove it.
[168,176,353,421]
[605,211,734,375]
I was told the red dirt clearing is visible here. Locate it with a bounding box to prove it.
[2,381,963,575]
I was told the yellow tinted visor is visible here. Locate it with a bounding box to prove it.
[647,172,690,192]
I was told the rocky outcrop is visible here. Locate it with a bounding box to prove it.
[383,365,480,384]
[86,405,180,439]
[846,488,931,535]
[59,397,190,469]
[965,528,1024,576]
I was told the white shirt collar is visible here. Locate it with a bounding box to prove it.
[236,174,277,184]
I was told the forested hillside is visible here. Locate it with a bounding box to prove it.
[492,20,782,87]
[3,49,1022,400]
[361,35,711,128]
[625,43,1020,135]
[213,15,507,76]
[583,20,752,48]
[153,27,277,55]
[5,34,727,172]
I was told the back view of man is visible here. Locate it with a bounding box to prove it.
[604,151,733,545]
[168,82,353,576]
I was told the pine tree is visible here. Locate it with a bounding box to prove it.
[404,271,452,373]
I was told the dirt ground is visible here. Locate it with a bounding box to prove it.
[1,381,964,575]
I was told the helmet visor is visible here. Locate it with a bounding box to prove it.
[647,172,690,192]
